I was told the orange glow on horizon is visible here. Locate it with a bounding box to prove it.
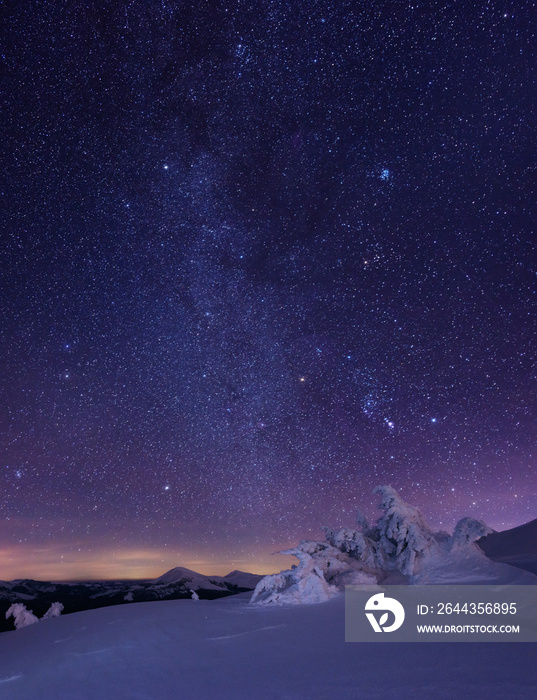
[0,543,293,582]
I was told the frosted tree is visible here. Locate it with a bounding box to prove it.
[355,509,370,532]
[250,542,341,604]
[251,540,375,604]
[42,602,64,620]
[322,526,378,569]
[190,590,199,600]
[250,484,520,605]
[373,485,437,575]
[5,603,39,629]
[450,517,493,550]
[250,548,337,605]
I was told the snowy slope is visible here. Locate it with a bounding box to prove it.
[479,519,537,574]
[413,545,537,585]
[222,570,264,588]
[1,593,537,699]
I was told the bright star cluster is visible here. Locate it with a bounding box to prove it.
[1,1,536,580]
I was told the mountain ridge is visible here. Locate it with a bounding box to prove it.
[0,566,264,633]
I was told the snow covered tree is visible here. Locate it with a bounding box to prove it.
[5,603,39,629]
[250,540,376,604]
[372,486,437,576]
[450,517,493,550]
[355,509,369,532]
[251,542,340,604]
[190,590,199,600]
[250,484,518,604]
[322,526,378,568]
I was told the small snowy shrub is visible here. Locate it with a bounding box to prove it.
[6,601,64,629]
[190,590,199,600]
[42,602,64,620]
[5,603,39,629]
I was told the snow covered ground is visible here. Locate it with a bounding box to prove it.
[1,592,537,699]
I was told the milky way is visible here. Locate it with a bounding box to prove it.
[2,1,536,579]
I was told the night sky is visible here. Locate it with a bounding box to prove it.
[2,1,537,581]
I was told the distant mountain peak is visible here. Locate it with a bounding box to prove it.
[153,566,263,590]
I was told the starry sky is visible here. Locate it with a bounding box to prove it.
[2,0,537,581]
